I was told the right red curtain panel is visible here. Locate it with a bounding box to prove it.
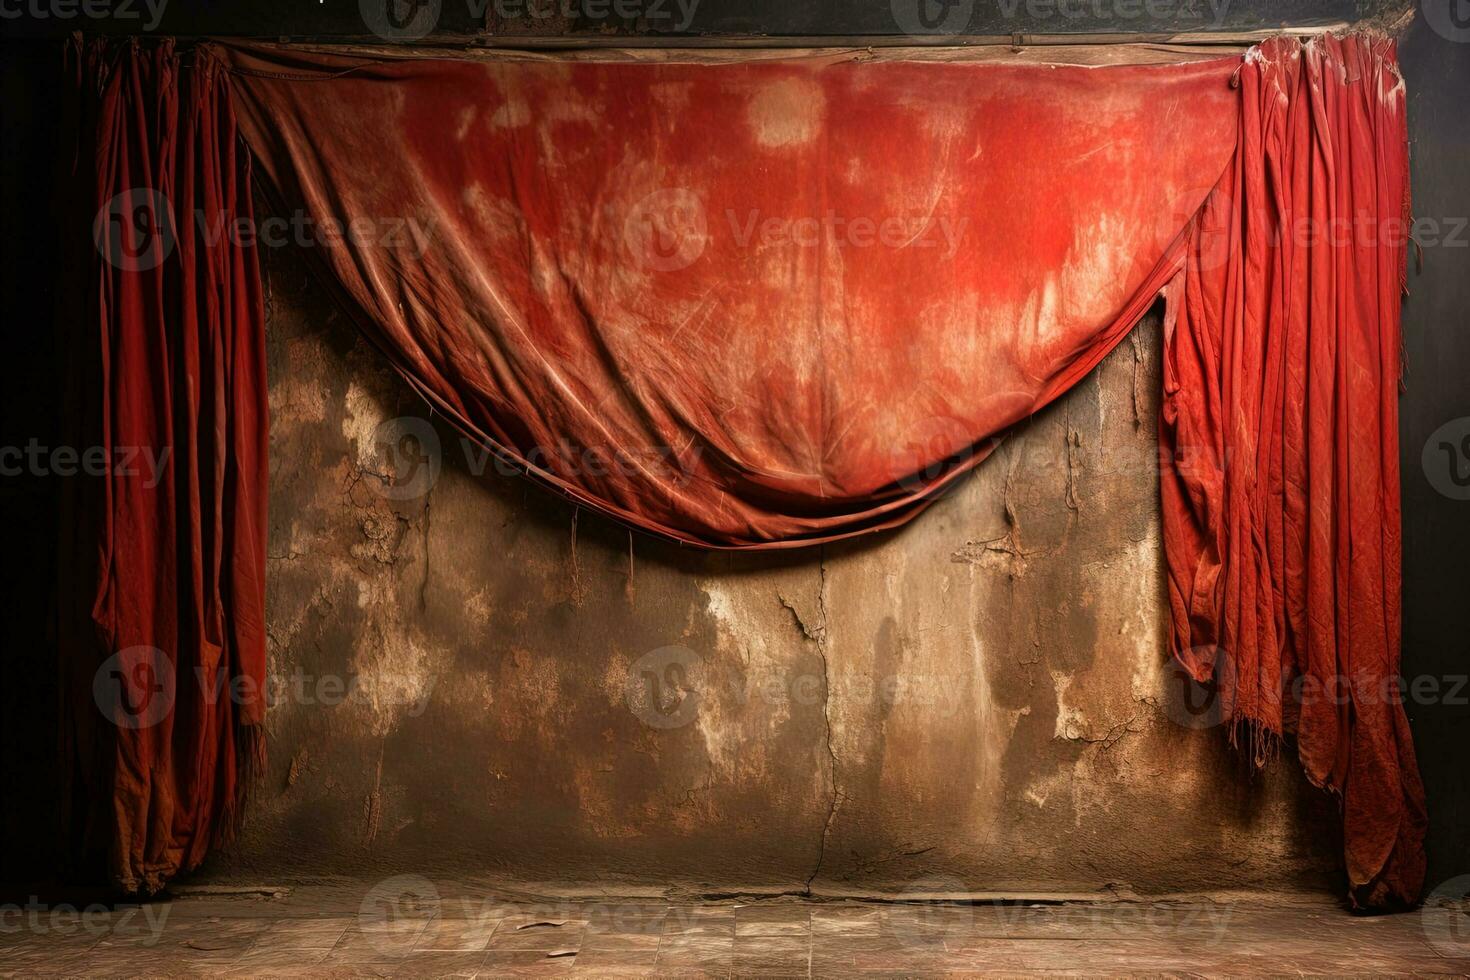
[1159,35,1426,908]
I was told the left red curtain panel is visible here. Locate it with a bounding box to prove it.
[61,36,268,894]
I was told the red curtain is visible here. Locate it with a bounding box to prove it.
[1160,35,1426,909]
[66,34,1423,909]
[65,37,268,895]
[219,41,1241,548]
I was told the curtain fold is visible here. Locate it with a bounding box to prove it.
[65,32,1423,909]
[65,36,268,895]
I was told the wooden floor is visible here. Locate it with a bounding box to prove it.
[1,885,1466,977]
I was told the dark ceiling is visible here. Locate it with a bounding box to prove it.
[2,0,1391,42]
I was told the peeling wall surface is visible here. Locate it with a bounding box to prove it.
[199,238,1341,898]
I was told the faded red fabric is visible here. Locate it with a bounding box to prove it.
[66,37,269,894]
[67,35,1423,907]
[1159,35,1426,909]
[217,41,1241,547]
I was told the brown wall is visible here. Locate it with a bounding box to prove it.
[198,236,1340,898]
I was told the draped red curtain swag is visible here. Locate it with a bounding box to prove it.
[68,32,1425,908]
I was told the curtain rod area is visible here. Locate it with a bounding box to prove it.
[167,23,1350,51]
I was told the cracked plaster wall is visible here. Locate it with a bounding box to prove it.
[200,242,1342,898]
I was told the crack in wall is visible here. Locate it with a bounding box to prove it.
[1129,330,1145,428]
[364,743,385,846]
[1064,402,1082,516]
[778,593,823,641]
[850,844,937,876]
[568,507,588,606]
[805,545,841,895]
[1056,716,1141,751]
[625,530,636,600]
